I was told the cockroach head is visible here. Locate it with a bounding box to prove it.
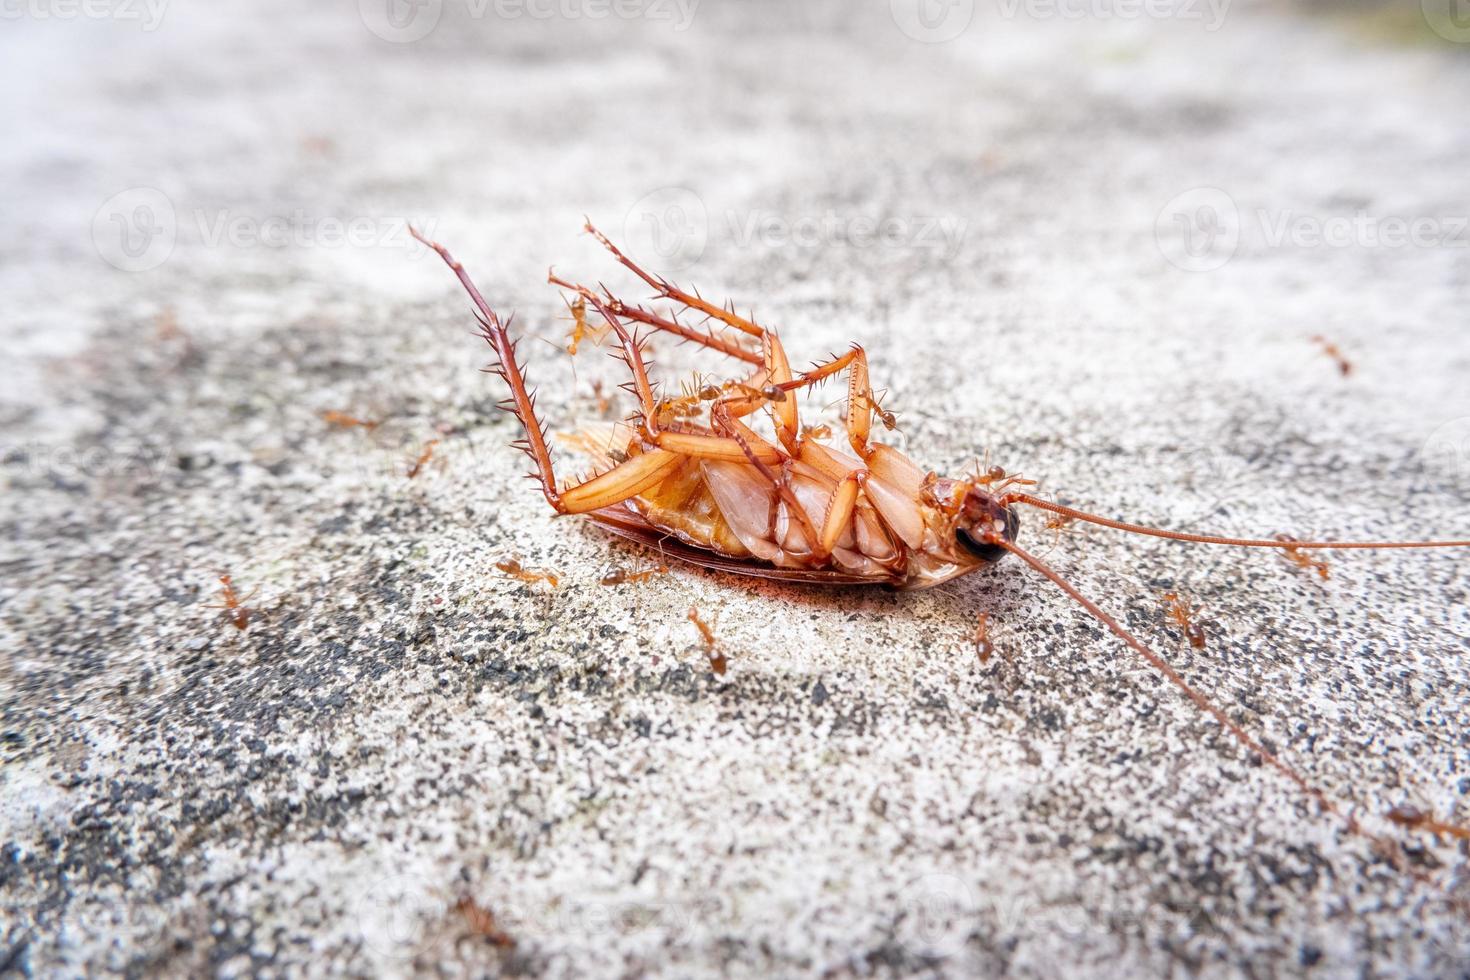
[954,487,1020,563]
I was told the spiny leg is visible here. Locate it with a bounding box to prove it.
[774,345,885,460]
[584,220,769,340]
[413,226,683,515]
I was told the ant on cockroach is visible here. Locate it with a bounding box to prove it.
[207,574,257,631]
[1274,533,1331,580]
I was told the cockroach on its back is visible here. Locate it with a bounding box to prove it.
[412,222,1470,867]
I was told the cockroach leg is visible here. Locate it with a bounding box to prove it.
[206,574,258,631]
[495,557,560,589]
[1310,334,1353,377]
[688,606,726,675]
[413,227,691,515]
[454,896,515,949]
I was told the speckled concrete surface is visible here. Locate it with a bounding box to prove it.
[4,1,1470,976]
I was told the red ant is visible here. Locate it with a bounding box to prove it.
[207,574,257,631]
[1275,533,1331,580]
[1310,334,1353,377]
[453,897,515,949]
[600,564,669,586]
[974,613,994,664]
[1160,591,1207,649]
[495,557,560,589]
[321,410,381,431]
[406,438,440,480]
[688,606,727,675]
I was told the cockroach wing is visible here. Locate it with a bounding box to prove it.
[701,460,781,562]
[587,506,886,585]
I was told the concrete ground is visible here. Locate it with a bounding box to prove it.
[3,0,1470,975]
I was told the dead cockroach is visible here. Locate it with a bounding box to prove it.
[1310,334,1353,377]
[207,574,257,631]
[495,557,560,589]
[406,438,440,479]
[1159,591,1207,650]
[1274,533,1331,580]
[321,409,381,431]
[688,606,727,675]
[600,564,669,586]
[453,896,516,949]
[412,221,1470,861]
[974,612,994,664]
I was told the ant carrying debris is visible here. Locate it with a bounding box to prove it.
[688,606,727,675]
[974,612,994,664]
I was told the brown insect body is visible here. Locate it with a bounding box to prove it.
[414,222,1470,861]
